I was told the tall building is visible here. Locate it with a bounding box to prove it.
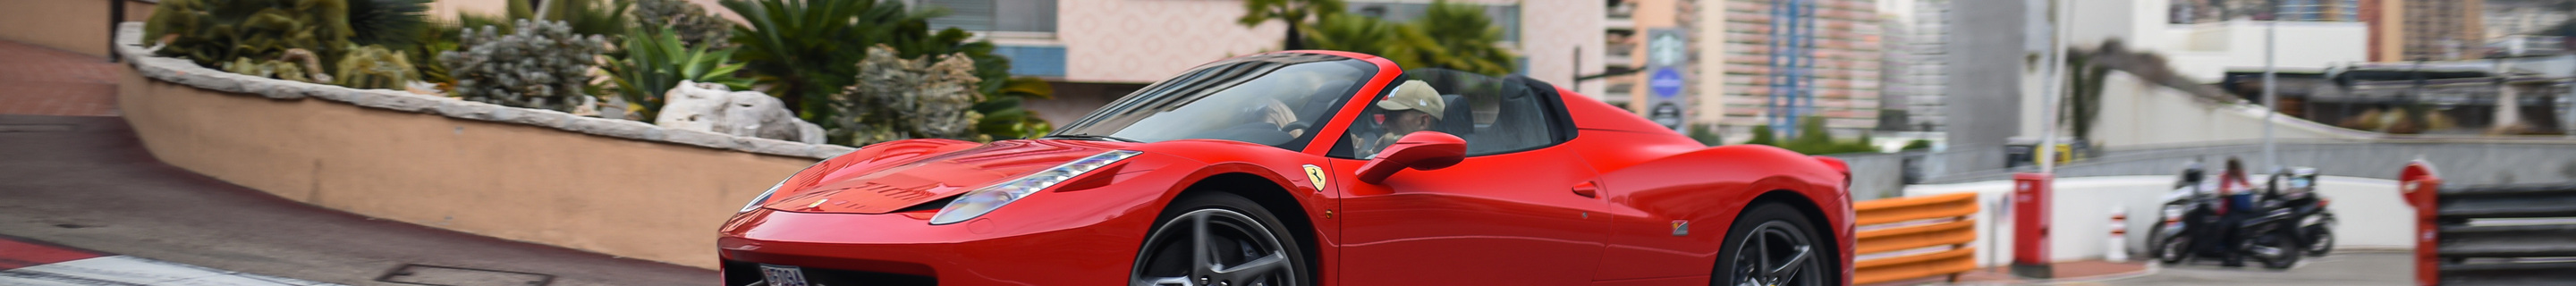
[1902,0,1952,131]
[1690,0,1884,139]
[2400,0,2487,60]
[2485,0,2572,39]
[2173,0,2363,23]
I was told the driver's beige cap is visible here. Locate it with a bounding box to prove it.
[1376,80,1445,120]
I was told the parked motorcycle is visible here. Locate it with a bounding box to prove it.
[2147,164,2310,269]
[2270,167,2336,257]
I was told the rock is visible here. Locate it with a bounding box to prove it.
[655,80,731,131]
[657,80,820,144]
[713,90,824,144]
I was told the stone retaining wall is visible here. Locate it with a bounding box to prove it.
[111,23,849,269]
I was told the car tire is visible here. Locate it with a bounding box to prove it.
[1711,203,1834,286]
[1131,192,1309,286]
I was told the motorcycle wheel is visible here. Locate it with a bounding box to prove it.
[2258,232,2301,269]
[2156,235,2190,265]
[2304,225,2333,257]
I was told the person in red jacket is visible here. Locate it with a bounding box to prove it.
[2214,157,2258,266]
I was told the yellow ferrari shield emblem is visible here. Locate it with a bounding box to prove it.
[1302,164,1328,189]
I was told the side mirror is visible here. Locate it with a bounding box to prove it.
[1356,131,1466,185]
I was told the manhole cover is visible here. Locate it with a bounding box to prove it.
[377,264,553,286]
[0,124,73,132]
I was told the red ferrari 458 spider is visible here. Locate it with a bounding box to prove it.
[717,51,1855,286]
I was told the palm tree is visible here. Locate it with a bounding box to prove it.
[1240,0,1345,50]
[1301,0,1516,76]
[1409,0,1515,75]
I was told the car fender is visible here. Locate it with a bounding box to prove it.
[1589,143,1857,281]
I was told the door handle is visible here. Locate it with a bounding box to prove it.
[1572,181,1599,198]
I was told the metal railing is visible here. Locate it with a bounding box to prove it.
[1851,192,1980,284]
[2399,161,2576,285]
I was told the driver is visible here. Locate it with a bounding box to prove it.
[1351,80,1444,158]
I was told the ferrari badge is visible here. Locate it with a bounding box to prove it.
[1302,164,1327,189]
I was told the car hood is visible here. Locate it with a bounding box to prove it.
[761,139,1137,214]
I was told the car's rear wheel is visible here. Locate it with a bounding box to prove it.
[1713,203,1832,286]
[1132,192,1307,286]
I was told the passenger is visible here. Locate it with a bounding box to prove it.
[2214,157,2258,266]
[1351,80,1444,158]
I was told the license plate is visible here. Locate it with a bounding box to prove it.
[759,264,810,286]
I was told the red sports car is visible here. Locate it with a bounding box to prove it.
[717,51,1856,286]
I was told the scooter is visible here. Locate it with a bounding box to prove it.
[2148,165,2306,269]
[2270,167,2336,257]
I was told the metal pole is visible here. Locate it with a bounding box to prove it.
[2263,20,2279,171]
[108,0,123,63]
[2038,0,2067,174]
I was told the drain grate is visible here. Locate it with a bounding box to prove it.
[0,124,73,132]
[376,264,554,286]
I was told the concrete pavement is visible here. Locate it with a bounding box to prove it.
[0,114,711,285]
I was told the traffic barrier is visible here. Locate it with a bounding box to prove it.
[2399,161,2576,285]
[1852,192,1981,284]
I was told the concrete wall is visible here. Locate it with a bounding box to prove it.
[1903,175,2413,266]
[1940,0,2031,174]
[116,72,812,269]
[108,23,839,268]
[0,0,152,57]
[1927,141,2576,185]
[2091,71,2376,148]
[2160,21,2370,83]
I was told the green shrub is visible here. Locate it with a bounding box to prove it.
[1744,124,1777,146]
[440,20,608,112]
[1742,117,1881,155]
[346,0,429,47]
[834,45,986,145]
[145,0,355,73]
[222,52,324,83]
[1902,139,1933,151]
[333,45,415,89]
[632,0,734,49]
[606,26,753,120]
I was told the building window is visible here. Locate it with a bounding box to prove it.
[992,46,1067,77]
[923,0,1057,33]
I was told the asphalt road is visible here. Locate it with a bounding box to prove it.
[2061,251,2413,286]
[0,114,710,285]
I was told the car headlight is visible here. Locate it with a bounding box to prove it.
[929,150,1143,225]
[740,177,791,214]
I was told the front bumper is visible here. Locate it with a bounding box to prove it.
[716,188,1172,285]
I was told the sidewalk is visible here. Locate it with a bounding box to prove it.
[1863,260,2152,286]
[0,39,120,116]
[0,114,712,285]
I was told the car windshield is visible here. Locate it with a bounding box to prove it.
[1048,54,1377,150]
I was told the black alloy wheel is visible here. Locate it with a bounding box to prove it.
[1132,192,1307,286]
[1713,203,1832,286]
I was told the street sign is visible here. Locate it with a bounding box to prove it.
[1650,68,1684,98]
[1643,28,1690,132]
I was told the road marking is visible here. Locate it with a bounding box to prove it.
[0,237,339,286]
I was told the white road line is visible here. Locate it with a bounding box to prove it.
[0,256,339,286]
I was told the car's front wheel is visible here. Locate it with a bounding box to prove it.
[1713,203,1834,286]
[1132,192,1307,286]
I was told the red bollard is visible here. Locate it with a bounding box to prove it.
[2399,162,2442,286]
[2012,172,2054,278]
